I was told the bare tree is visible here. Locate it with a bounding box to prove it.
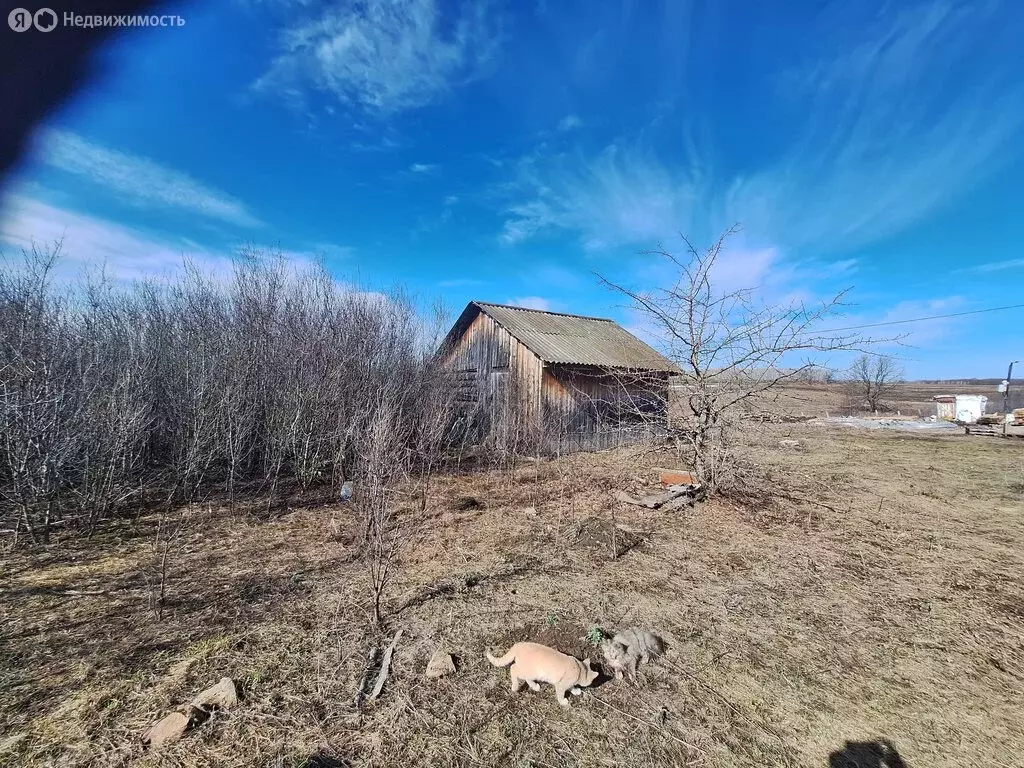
[848,354,904,412]
[600,227,887,492]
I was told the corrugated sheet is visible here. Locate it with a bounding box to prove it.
[475,302,678,372]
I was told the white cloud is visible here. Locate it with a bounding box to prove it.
[254,0,500,114]
[0,196,237,282]
[711,245,780,296]
[410,162,438,173]
[310,242,355,261]
[557,114,583,132]
[627,240,784,298]
[507,296,551,311]
[39,131,261,228]
[271,242,354,266]
[0,197,340,289]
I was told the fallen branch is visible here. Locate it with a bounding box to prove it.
[773,492,840,515]
[662,658,788,749]
[588,694,704,756]
[369,629,404,701]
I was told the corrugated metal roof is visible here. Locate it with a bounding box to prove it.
[474,302,679,372]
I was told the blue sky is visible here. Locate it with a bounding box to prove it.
[2,0,1023,378]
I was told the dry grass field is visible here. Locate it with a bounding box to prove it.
[2,395,1023,768]
[765,381,999,419]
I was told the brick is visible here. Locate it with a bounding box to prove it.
[655,468,695,486]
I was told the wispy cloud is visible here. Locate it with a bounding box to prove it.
[557,114,583,132]
[625,235,856,311]
[500,143,699,249]
[501,1,1024,256]
[314,242,355,261]
[0,196,334,284]
[254,0,500,114]
[507,296,553,311]
[0,196,236,281]
[731,1,1024,252]
[39,131,261,228]
[413,192,461,234]
[280,242,355,263]
[410,162,438,173]
[961,258,1024,274]
[350,133,404,153]
[840,296,969,351]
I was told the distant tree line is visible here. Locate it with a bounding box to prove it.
[0,242,458,545]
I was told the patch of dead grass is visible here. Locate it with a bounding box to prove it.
[1,426,1022,767]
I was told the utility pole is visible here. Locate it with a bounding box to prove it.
[1002,360,1020,414]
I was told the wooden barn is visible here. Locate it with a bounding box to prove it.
[438,301,679,452]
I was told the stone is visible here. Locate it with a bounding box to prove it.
[143,711,190,749]
[425,649,456,679]
[190,677,238,710]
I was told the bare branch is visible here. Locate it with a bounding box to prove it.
[597,228,894,491]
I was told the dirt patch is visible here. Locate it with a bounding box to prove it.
[451,495,484,511]
[566,516,644,558]
[495,618,595,663]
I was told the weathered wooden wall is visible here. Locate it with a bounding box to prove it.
[443,314,670,452]
[540,365,669,451]
[441,311,543,440]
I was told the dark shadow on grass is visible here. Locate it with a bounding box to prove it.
[0,559,334,728]
[829,739,908,768]
[300,754,350,768]
[589,669,615,690]
[396,561,547,614]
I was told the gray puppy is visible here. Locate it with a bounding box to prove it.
[601,628,665,679]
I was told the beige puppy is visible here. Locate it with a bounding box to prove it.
[486,642,599,707]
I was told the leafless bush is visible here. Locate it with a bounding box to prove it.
[599,227,889,492]
[0,243,459,551]
[357,388,406,625]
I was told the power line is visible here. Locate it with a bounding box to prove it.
[813,302,1024,334]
